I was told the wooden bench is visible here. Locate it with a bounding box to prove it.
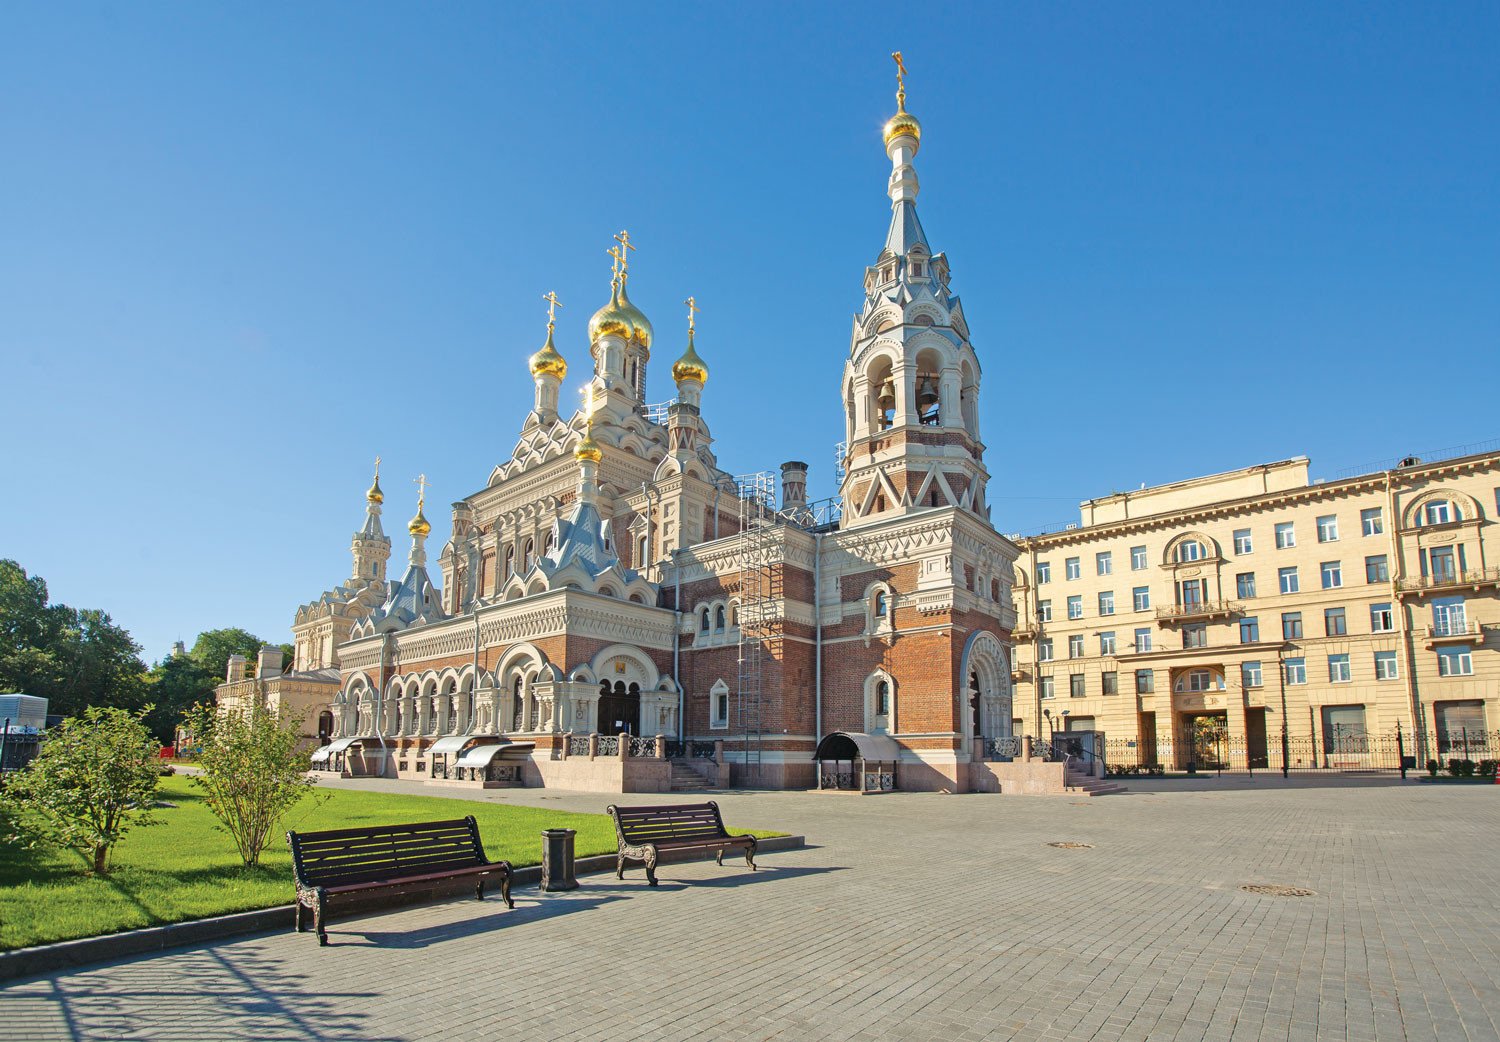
[606,801,757,887]
[286,816,513,946]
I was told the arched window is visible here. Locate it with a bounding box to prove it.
[1423,500,1458,525]
[599,585,618,598]
[504,546,515,577]
[1176,540,1205,563]
[637,535,648,567]
[523,538,535,572]
[874,590,889,618]
[511,676,523,732]
[700,609,711,632]
[990,579,1000,601]
[715,606,726,630]
[876,681,891,716]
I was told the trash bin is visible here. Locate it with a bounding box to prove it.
[541,828,578,892]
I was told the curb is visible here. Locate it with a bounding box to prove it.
[0,834,805,984]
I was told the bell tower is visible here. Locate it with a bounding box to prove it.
[838,54,988,530]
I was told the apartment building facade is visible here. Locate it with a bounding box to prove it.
[1010,451,1500,769]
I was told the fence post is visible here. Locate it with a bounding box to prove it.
[1396,722,1406,780]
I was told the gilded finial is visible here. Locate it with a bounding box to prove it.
[575,386,602,462]
[892,51,907,111]
[672,297,709,385]
[685,296,699,334]
[542,290,563,328]
[613,230,636,278]
[529,292,568,379]
[607,245,623,286]
[408,474,431,537]
[366,455,384,504]
[883,52,921,150]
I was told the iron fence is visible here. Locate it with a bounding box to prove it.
[1099,728,1500,776]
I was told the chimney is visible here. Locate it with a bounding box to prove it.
[226,654,248,682]
[256,646,285,679]
[780,461,809,513]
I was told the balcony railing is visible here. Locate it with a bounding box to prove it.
[1155,600,1242,622]
[1398,566,1500,593]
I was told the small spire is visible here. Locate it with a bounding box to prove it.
[892,50,908,112]
[672,297,709,385]
[366,455,384,504]
[529,291,568,379]
[408,474,431,537]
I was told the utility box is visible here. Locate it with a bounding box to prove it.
[0,694,48,731]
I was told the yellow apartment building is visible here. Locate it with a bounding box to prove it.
[1009,449,1500,770]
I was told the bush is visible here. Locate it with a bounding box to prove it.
[6,706,161,875]
[1426,759,1439,777]
[1105,763,1166,777]
[182,703,319,867]
[1446,758,1476,778]
[1477,760,1498,780]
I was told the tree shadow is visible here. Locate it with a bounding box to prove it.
[634,864,846,890]
[347,890,631,949]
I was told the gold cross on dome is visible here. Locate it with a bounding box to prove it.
[891,51,908,109]
[607,245,624,281]
[684,296,700,333]
[373,455,381,477]
[613,229,636,273]
[542,290,563,326]
[414,473,429,508]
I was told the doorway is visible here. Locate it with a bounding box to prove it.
[598,681,641,737]
[1179,711,1228,770]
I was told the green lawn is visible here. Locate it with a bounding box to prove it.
[0,775,779,952]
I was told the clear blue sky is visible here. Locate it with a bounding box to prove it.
[2,2,1497,664]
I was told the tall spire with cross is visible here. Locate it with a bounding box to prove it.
[352,456,392,582]
[528,290,568,426]
[587,230,654,404]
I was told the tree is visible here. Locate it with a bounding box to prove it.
[0,560,147,717]
[188,628,268,680]
[143,654,217,744]
[184,703,318,867]
[7,706,161,874]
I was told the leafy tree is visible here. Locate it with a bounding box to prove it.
[0,560,146,717]
[188,628,266,680]
[143,654,216,744]
[184,703,319,867]
[7,706,161,874]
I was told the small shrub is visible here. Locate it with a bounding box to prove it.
[1459,759,1476,778]
[1426,759,1439,777]
[1477,760,1498,780]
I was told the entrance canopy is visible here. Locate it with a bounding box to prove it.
[428,735,474,758]
[813,731,901,763]
[309,744,334,764]
[454,741,535,771]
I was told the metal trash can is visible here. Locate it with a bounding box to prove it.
[540,828,578,892]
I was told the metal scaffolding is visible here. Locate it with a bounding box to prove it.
[735,472,778,778]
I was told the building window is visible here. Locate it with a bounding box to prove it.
[1039,675,1055,699]
[1102,671,1118,696]
[1279,566,1299,594]
[1321,561,1343,589]
[1316,515,1339,542]
[990,579,1000,601]
[1374,652,1398,680]
[1236,572,1256,598]
[1068,634,1084,658]
[1285,658,1307,685]
[1180,669,1220,693]
[1099,631,1116,655]
[1365,555,1388,584]
[1328,654,1351,683]
[1275,522,1296,549]
[1176,540,1205,563]
[1421,545,1460,584]
[1433,598,1467,637]
[1135,668,1155,694]
[1096,551,1113,576]
[1038,639,1054,662]
[1233,529,1253,555]
[1240,617,1260,643]
[1133,627,1152,653]
[710,680,729,728]
[1183,625,1207,649]
[1132,586,1150,612]
[1242,661,1263,688]
[700,609,711,632]
[1098,591,1115,616]
[1370,602,1394,632]
[1065,557,1081,581]
[1130,545,1148,570]
[1037,599,1052,623]
[1325,607,1347,636]
[1036,561,1051,584]
[1067,595,1083,620]
[1361,507,1383,536]
[1282,612,1303,639]
[1069,674,1085,698]
[874,590,888,617]
[876,681,891,716]
[1423,500,1455,526]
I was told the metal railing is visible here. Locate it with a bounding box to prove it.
[1155,600,1242,621]
[985,736,1023,760]
[628,735,658,757]
[1428,619,1481,639]
[1398,567,1500,592]
[595,735,620,757]
[568,734,591,757]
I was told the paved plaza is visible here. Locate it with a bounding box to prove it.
[3,777,1498,1042]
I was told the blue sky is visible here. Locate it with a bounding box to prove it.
[2,2,1497,663]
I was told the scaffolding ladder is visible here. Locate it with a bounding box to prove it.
[735,472,778,780]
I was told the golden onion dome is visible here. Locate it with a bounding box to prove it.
[574,426,603,463]
[588,281,633,344]
[366,474,384,504]
[408,504,431,538]
[528,324,567,380]
[671,328,709,385]
[614,277,653,352]
[883,104,922,150]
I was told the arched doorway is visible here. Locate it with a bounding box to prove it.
[317,711,334,745]
[598,680,640,736]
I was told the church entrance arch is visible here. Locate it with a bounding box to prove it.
[598,681,641,736]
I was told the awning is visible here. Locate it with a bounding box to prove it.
[428,735,474,758]
[322,737,360,757]
[813,731,902,762]
[309,744,334,763]
[454,741,535,771]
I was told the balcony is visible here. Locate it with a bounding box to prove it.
[1425,619,1484,648]
[1397,566,1500,596]
[1155,600,1242,624]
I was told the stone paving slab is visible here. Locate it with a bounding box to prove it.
[2,778,1497,1042]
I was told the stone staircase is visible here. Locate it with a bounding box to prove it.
[670,760,718,792]
[1064,766,1127,796]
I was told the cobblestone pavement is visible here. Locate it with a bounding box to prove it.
[4,777,1498,1042]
